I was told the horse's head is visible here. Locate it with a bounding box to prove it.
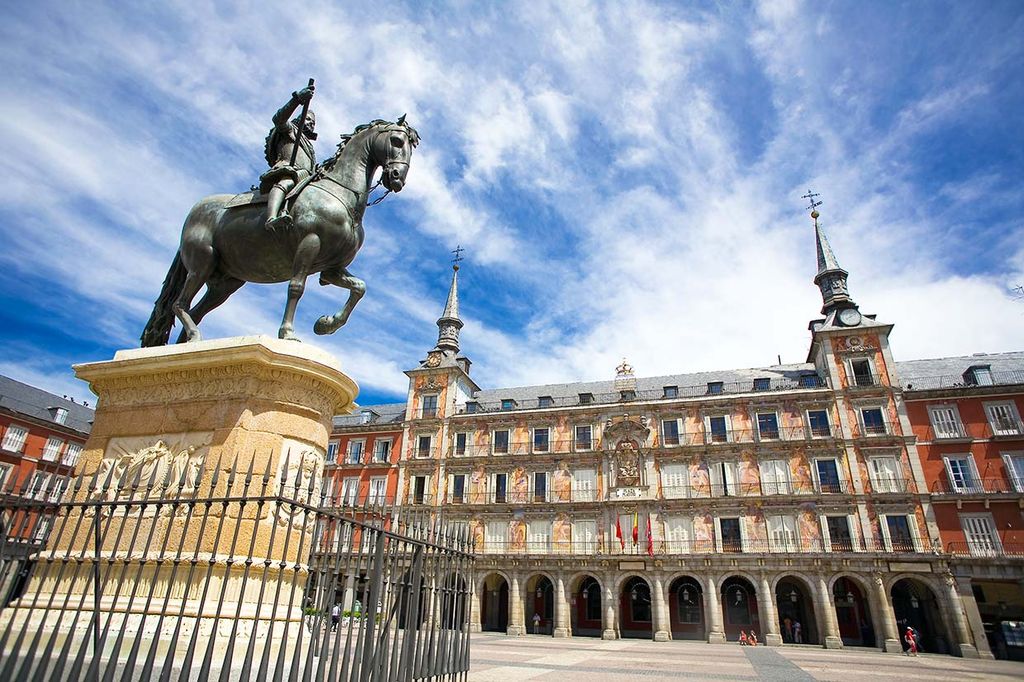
[370,115,420,192]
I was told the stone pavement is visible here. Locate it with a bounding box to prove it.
[468,633,1024,681]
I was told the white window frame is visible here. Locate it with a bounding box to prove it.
[574,424,594,452]
[660,462,689,499]
[63,443,83,467]
[533,470,548,502]
[767,515,800,553]
[714,516,748,552]
[0,462,12,490]
[484,520,507,554]
[665,515,693,554]
[372,438,393,463]
[527,519,552,554]
[491,429,510,455]
[661,418,682,446]
[411,474,429,504]
[879,513,923,552]
[755,411,781,441]
[27,472,48,500]
[420,393,439,419]
[812,457,843,493]
[321,476,336,503]
[868,454,902,493]
[33,516,53,542]
[41,437,63,462]
[709,460,739,496]
[52,408,68,425]
[805,408,832,438]
[326,439,340,464]
[759,459,791,495]
[346,439,366,464]
[340,477,359,506]
[1002,452,1024,493]
[820,514,860,552]
[959,513,1002,557]
[846,356,876,387]
[943,454,981,494]
[929,404,967,439]
[2,424,29,453]
[704,414,732,444]
[984,401,1023,437]
[491,472,509,504]
[48,476,68,503]
[532,427,550,453]
[573,520,597,554]
[368,476,387,504]
[572,468,596,502]
[858,405,888,436]
[453,432,470,457]
[415,434,433,459]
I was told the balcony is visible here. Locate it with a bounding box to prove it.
[659,479,851,499]
[900,370,1024,392]
[869,477,915,494]
[440,486,603,506]
[409,446,438,460]
[452,439,600,457]
[930,477,1018,496]
[926,424,971,442]
[945,542,1024,559]
[984,419,1024,439]
[456,376,829,414]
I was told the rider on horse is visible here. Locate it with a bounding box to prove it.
[261,85,317,231]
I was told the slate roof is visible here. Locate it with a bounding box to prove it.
[0,375,94,435]
[332,402,406,429]
[895,351,1024,390]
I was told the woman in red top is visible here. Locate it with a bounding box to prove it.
[904,627,918,656]
[738,631,748,645]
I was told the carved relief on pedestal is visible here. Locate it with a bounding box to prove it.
[276,438,325,526]
[91,433,212,507]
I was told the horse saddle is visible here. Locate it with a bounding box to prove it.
[223,175,316,210]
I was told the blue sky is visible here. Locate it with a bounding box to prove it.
[1,0,1022,407]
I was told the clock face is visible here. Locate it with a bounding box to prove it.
[425,352,441,367]
[838,308,862,326]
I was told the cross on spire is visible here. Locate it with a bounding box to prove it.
[801,189,823,215]
[451,245,465,270]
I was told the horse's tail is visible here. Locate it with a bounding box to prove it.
[141,252,186,347]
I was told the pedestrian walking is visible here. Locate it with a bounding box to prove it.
[904,627,918,656]
[331,603,340,632]
[793,620,802,644]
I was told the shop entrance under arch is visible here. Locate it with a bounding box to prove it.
[832,576,875,647]
[525,574,555,635]
[480,573,509,633]
[668,576,705,640]
[619,576,653,639]
[571,575,602,637]
[720,576,759,642]
[891,578,950,655]
[776,577,818,645]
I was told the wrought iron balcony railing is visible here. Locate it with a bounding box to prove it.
[930,477,1021,495]
[473,536,935,556]
[944,542,1024,558]
[900,370,1024,392]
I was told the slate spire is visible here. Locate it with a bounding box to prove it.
[803,191,856,315]
[435,260,463,354]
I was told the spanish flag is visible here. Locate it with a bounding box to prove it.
[632,511,639,545]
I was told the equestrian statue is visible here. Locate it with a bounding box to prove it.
[140,80,419,346]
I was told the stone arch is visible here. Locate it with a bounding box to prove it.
[619,574,654,639]
[440,572,468,630]
[828,573,877,648]
[889,575,953,655]
[568,572,603,637]
[479,571,510,633]
[719,574,759,642]
[666,572,705,641]
[523,571,557,636]
[773,573,820,645]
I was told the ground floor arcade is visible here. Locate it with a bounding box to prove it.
[469,559,991,658]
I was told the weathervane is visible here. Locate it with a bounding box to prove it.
[801,189,823,225]
[451,244,465,271]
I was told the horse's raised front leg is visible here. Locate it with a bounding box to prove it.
[279,233,321,341]
[313,266,365,336]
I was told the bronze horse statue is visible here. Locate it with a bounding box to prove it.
[141,117,419,346]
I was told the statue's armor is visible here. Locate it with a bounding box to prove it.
[259,113,316,194]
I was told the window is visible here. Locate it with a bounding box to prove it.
[52,407,68,425]
[706,382,723,395]
[41,437,64,462]
[412,476,427,504]
[48,476,68,503]
[359,410,374,424]
[340,478,359,506]
[661,419,680,446]
[985,401,1023,436]
[454,432,468,456]
[965,365,993,386]
[416,435,432,459]
[2,424,28,452]
[960,514,1002,557]
[881,514,920,552]
[538,396,554,408]
[807,409,831,438]
[484,520,506,554]
[849,359,874,387]
[718,517,743,552]
[710,461,738,496]
[500,398,516,411]
[572,468,596,502]
[574,520,597,554]
[373,439,392,462]
[824,515,855,552]
[815,459,842,493]
[663,385,678,398]
[860,407,886,435]
[661,463,689,498]
[756,412,780,440]
[493,473,508,503]
[465,401,479,414]
[665,516,692,553]
[33,517,52,542]
[869,455,901,493]
[578,393,593,405]
[753,378,771,391]
[366,475,385,501]
[707,415,729,443]
[0,462,12,489]
[326,440,340,464]
[533,427,550,453]
[767,515,799,552]
[574,425,593,451]
[929,405,966,439]
[527,520,551,553]
[799,374,821,388]
[760,459,791,495]
[347,439,365,464]
[676,581,702,622]
[944,455,980,493]
[450,474,466,504]
[63,443,82,467]
[533,472,547,502]
[492,429,510,455]
[1004,452,1024,492]
[421,395,438,418]
[26,472,48,500]
[321,476,336,503]
[619,389,636,401]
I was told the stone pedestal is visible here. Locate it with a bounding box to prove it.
[1,336,357,677]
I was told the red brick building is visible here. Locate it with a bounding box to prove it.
[0,375,93,603]
[900,354,1024,659]
[323,404,405,508]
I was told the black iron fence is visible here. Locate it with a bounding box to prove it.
[0,454,473,681]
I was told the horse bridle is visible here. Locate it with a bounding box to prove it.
[311,124,411,207]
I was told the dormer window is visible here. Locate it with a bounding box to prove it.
[500,398,516,411]
[799,374,821,388]
[752,378,771,392]
[619,389,636,401]
[964,365,993,386]
[465,401,479,413]
[538,396,554,408]
[578,393,593,405]
[706,382,723,395]
[663,386,678,398]
[50,407,69,425]
[360,410,374,424]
